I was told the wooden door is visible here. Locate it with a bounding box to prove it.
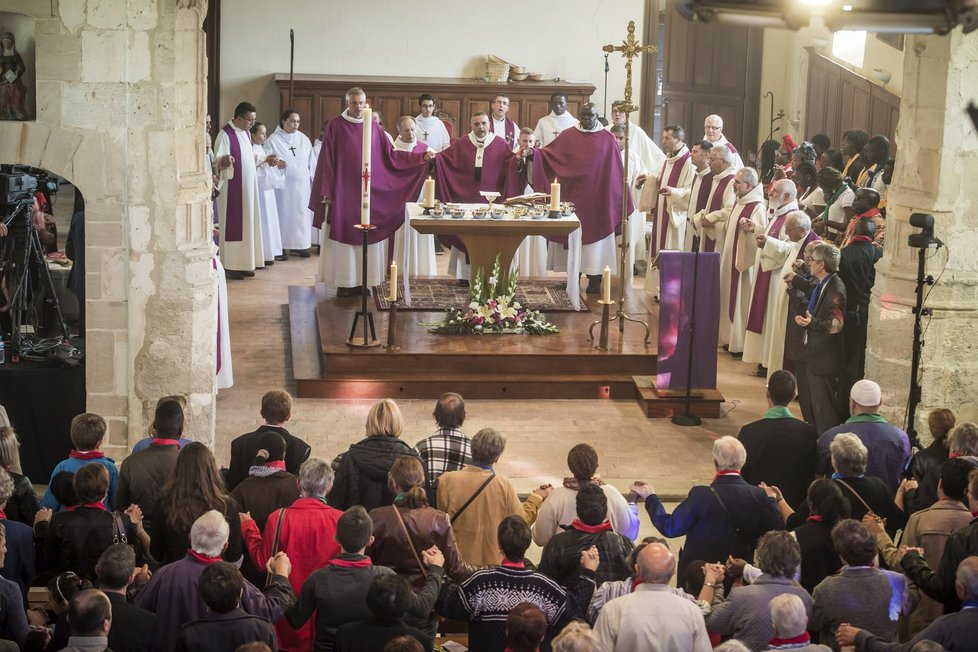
[660,9,762,161]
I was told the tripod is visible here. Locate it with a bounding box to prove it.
[905,245,935,451]
[1,196,71,357]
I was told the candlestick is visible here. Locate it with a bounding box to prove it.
[361,107,372,225]
[423,177,435,208]
[602,266,612,303]
[550,178,560,212]
[389,261,398,302]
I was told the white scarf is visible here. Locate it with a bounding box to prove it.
[393,137,419,152]
[468,131,497,176]
[574,122,604,133]
[341,109,364,124]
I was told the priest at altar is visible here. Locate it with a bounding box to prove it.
[309,87,429,294]
[214,102,272,278]
[533,93,579,146]
[529,103,630,294]
[264,109,317,257]
[391,116,438,278]
[742,179,798,373]
[511,128,548,278]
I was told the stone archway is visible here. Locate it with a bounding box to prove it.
[0,1,218,451]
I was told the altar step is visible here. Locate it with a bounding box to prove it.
[632,375,724,419]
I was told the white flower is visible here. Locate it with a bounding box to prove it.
[469,301,479,310]
[513,302,522,310]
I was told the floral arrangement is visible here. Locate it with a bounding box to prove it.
[427,255,560,335]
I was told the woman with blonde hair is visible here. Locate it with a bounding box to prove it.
[0,426,37,525]
[329,399,422,511]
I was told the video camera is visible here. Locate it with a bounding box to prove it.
[1,164,59,217]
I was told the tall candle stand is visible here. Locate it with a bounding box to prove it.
[347,223,381,347]
[587,300,615,350]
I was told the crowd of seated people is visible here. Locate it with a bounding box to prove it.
[3,378,978,652]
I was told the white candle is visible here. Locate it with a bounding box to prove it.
[423,176,435,208]
[550,178,560,212]
[602,266,612,303]
[389,261,398,301]
[361,107,372,225]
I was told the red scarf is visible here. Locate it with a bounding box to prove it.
[630,577,643,592]
[0,510,6,520]
[500,559,526,569]
[807,515,824,522]
[67,502,108,512]
[571,519,613,534]
[329,556,373,568]
[70,450,105,460]
[187,549,223,564]
[265,460,286,470]
[769,633,812,647]
[849,235,873,244]
[713,470,741,482]
[151,439,181,447]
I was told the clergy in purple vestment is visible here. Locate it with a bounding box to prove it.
[134,510,295,652]
[529,102,631,293]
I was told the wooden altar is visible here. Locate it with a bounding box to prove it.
[274,74,596,141]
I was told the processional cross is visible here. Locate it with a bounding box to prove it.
[589,21,657,346]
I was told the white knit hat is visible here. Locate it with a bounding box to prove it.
[850,379,882,407]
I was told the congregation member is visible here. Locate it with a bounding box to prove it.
[693,143,738,258]
[137,510,294,652]
[131,395,194,452]
[909,420,978,513]
[742,179,799,374]
[36,463,143,580]
[608,99,665,175]
[552,621,600,651]
[286,506,444,651]
[414,94,451,152]
[768,594,830,652]
[488,94,519,149]
[811,519,911,650]
[533,93,579,146]
[631,436,783,588]
[250,120,286,267]
[794,162,820,208]
[241,457,342,650]
[811,133,831,161]
[94,544,156,652]
[837,556,978,651]
[414,392,471,505]
[0,522,29,648]
[738,370,819,509]
[504,603,548,652]
[0,426,38,525]
[817,379,912,492]
[62,589,112,652]
[675,139,715,251]
[231,431,300,531]
[437,428,549,566]
[640,125,693,295]
[839,218,884,391]
[838,188,885,250]
[908,408,955,485]
[151,443,244,566]
[705,531,812,651]
[41,413,118,511]
[330,399,423,512]
[538,484,634,588]
[227,389,311,490]
[440,516,598,652]
[178,562,278,652]
[813,167,855,241]
[864,457,973,635]
[334,574,434,652]
[840,129,870,183]
[855,135,890,191]
[532,443,639,548]
[265,108,316,259]
[792,479,850,592]
[703,114,744,169]
[215,102,275,279]
[592,542,711,651]
[529,102,629,294]
[0,471,33,600]
[117,398,183,528]
[820,148,845,173]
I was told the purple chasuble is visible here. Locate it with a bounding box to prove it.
[309,116,429,245]
[694,171,715,214]
[222,124,248,242]
[727,142,738,155]
[746,210,790,333]
[652,150,692,256]
[530,128,631,245]
[489,117,518,149]
[729,201,762,322]
[703,174,735,253]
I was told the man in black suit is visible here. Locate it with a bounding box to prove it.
[95,543,157,652]
[795,242,847,433]
[739,370,819,509]
[839,216,883,396]
[227,390,311,490]
[631,436,784,588]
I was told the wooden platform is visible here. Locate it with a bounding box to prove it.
[289,280,660,400]
[633,375,724,419]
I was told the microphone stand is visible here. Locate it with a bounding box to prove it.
[672,249,702,426]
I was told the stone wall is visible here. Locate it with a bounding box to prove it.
[865,32,978,441]
[0,0,217,451]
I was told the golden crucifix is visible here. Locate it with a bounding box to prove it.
[589,21,657,345]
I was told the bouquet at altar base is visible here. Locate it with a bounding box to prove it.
[426,255,560,335]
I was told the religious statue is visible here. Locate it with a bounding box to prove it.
[0,31,28,121]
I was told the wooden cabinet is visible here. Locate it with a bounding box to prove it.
[274,74,595,141]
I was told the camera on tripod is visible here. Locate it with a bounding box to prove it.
[1,164,59,209]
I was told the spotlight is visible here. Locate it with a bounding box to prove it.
[907,212,942,249]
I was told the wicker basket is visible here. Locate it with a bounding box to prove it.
[486,60,510,83]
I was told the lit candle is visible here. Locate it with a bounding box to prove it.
[602,266,612,303]
[389,261,398,301]
[423,176,436,208]
[550,178,560,212]
[361,107,372,225]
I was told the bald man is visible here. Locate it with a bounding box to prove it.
[742,179,799,373]
[703,115,744,169]
[593,543,711,651]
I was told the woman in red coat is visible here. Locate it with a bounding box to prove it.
[241,457,343,651]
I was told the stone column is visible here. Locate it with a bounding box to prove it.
[865,31,978,441]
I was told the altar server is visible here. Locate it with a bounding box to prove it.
[250,122,285,266]
[265,108,316,258]
[489,94,520,150]
[533,93,579,146]
[415,93,452,152]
